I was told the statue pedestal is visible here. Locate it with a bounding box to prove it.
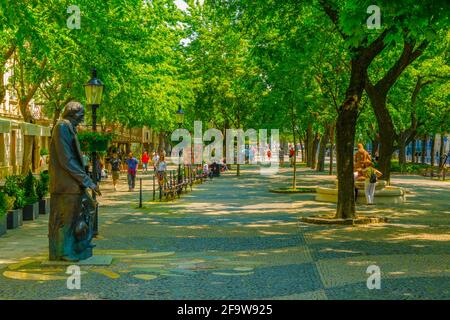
[317,179,406,205]
[41,255,113,266]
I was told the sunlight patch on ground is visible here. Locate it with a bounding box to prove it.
[91,268,120,279]
[3,271,66,281]
[388,233,450,241]
[133,274,158,280]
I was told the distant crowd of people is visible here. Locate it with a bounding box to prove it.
[81,149,235,192]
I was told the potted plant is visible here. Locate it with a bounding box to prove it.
[22,170,39,221]
[36,171,50,215]
[0,192,7,237]
[4,193,20,229]
[3,175,25,228]
[78,131,113,152]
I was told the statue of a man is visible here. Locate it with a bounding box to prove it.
[354,143,371,171]
[48,101,101,262]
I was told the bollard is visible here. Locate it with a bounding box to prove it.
[139,178,143,208]
[159,178,162,201]
[190,165,193,191]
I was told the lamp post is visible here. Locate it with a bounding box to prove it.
[175,105,184,191]
[85,68,104,236]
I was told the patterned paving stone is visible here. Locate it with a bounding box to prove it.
[325,276,450,300]
[1,166,450,299]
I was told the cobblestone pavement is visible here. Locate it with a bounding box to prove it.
[1,166,450,299]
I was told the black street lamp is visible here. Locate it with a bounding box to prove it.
[175,105,184,190]
[85,68,104,236]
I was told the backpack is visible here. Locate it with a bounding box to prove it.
[111,159,121,171]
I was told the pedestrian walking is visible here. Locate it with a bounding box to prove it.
[362,160,382,205]
[125,152,139,191]
[289,146,295,167]
[141,151,150,174]
[109,153,122,191]
[156,155,167,187]
[152,152,160,172]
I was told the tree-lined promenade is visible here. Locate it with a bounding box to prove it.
[1,165,450,299]
[0,2,449,222]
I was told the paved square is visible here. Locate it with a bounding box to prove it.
[1,166,450,299]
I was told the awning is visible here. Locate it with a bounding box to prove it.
[0,118,51,137]
[0,118,11,134]
[20,122,51,137]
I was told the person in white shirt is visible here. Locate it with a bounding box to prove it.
[203,162,209,177]
[156,155,167,187]
[152,152,160,172]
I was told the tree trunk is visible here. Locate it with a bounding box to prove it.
[378,134,394,184]
[20,100,35,174]
[371,139,378,159]
[0,70,5,104]
[439,134,445,168]
[430,134,436,167]
[370,97,395,184]
[398,135,406,166]
[306,124,313,167]
[157,132,164,154]
[317,127,330,172]
[289,99,298,188]
[329,125,334,175]
[411,140,416,164]
[421,136,427,164]
[292,119,297,189]
[335,107,358,219]
[310,133,320,169]
[32,136,41,171]
[318,5,395,220]
[22,135,34,174]
[365,38,428,183]
[299,140,304,163]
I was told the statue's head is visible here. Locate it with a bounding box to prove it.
[357,143,364,151]
[62,101,85,126]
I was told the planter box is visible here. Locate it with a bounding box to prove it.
[39,197,50,215]
[7,209,23,229]
[23,202,39,221]
[0,214,6,237]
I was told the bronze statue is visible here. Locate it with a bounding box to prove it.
[354,143,371,171]
[48,101,101,262]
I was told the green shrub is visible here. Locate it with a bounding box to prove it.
[13,189,26,209]
[391,159,431,174]
[4,175,25,209]
[4,194,15,211]
[36,171,50,200]
[23,170,38,205]
[40,148,49,156]
[78,131,113,152]
[0,192,6,219]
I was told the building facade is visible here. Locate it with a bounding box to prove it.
[0,66,51,179]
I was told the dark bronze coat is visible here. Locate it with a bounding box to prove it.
[49,119,95,194]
